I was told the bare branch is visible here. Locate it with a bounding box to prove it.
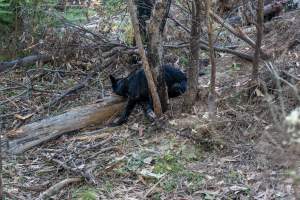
[38,178,82,200]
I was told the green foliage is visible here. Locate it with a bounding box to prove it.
[73,186,98,200]
[154,152,184,174]
[160,176,178,192]
[0,0,14,28]
[102,0,124,14]
[158,171,204,193]
[0,0,48,35]
[0,0,98,59]
[64,7,96,24]
[0,0,96,35]
[124,152,150,172]
[225,170,245,184]
[150,148,203,193]
[114,142,205,194]
[231,63,241,71]
[122,20,134,45]
[179,56,189,67]
[6,91,17,97]
[103,180,114,193]
[180,144,203,161]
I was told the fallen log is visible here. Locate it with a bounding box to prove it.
[4,96,126,154]
[0,54,52,73]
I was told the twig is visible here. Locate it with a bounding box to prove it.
[88,146,119,160]
[36,66,99,112]
[12,182,50,192]
[143,175,166,198]
[70,136,114,161]
[209,11,269,60]
[0,90,28,106]
[43,153,96,184]
[0,110,30,119]
[38,178,82,200]
[3,191,25,200]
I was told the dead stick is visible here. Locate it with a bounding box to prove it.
[36,70,97,112]
[209,11,256,47]
[3,191,25,200]
[38,178,82,200]
[0,54,51,73]
[144,175,166,198]
[43,154,96,184]
[209,11,269,59]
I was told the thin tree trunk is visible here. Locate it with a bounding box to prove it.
[207,0,217,119]
[158,0,172,113]
[183,0,201,112]
[252,0,264,80]
[147,0,171,112]
[128,0,162,116]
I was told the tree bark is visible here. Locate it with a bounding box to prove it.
[252,0,264,80]
[4,96,126,154]
[183,0,202,112]
[147,0,171,112]
[207,0,217,119]
[127,0,163,116]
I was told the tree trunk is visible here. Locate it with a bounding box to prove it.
[252,0,264,80]
[128,0,162,116]
[147,0,171,112]
[207,0,217,119]
[4,96,126,154]
[183,0,202,112]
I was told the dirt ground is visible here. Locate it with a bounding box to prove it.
[1,9,300,200]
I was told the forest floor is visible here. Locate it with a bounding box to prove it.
[1,9,300,200]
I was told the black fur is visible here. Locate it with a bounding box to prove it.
[110,64,187,125]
